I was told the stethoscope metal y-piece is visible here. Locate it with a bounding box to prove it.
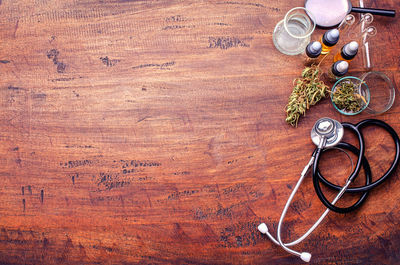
[258,117,400,262]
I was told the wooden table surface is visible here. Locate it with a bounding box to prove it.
[1,0,400,264]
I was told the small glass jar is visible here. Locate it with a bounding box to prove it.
[272,7,316,55]
[360,71,395,115]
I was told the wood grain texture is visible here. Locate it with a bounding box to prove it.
[0,0,400,264]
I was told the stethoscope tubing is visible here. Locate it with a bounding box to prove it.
[266,144,369,248]
[313,119,400,213]
[313,142,372,213]
[315,119,400,193]
[259,118,399,261]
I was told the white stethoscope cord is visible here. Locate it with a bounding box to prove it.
[277,155,315,261]
[258,146,354,262]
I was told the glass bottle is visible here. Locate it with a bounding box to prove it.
[320,29,339,54]
[304,41,322,66]
[327,60,349,81]
[334,41,359,63]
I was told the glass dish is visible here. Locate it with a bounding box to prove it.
[331,76,370,115]
[359,71,395,115]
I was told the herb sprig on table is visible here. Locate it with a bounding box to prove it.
[285,65,329,127]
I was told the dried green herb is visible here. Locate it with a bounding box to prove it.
[332,80,366,113]
[285,65,329,127]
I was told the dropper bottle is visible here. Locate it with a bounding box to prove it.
[321,29,340,54]
[304,41,322,66]
[334,41,359,63]
[327,60,349,81]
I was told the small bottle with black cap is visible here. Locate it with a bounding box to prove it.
[304,41,322,66]
[320,29,340,54]
[334,41,359,63]
[327,60,349,81]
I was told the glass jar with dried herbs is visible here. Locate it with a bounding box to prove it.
[331,77,370,115]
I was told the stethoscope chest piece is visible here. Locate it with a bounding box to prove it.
[311,118,344,148]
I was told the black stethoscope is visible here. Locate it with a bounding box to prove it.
[258,117,400,262]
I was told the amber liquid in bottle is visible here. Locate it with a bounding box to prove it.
[333,52,351,63]
[321,37,334,54]
[327,66,340,82]
[320,29,339,55]
[334,42,359,63]
[327,61,348,82]
[304,41,322,66]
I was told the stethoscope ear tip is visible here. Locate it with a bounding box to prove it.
[258,223,268,234]
[301,252,312,262]
[258,222,312,262]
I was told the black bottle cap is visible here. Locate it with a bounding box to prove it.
[341,41,359,60]
[332,60,349,76]
[306,41,322,58]
[322,29,340,47]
